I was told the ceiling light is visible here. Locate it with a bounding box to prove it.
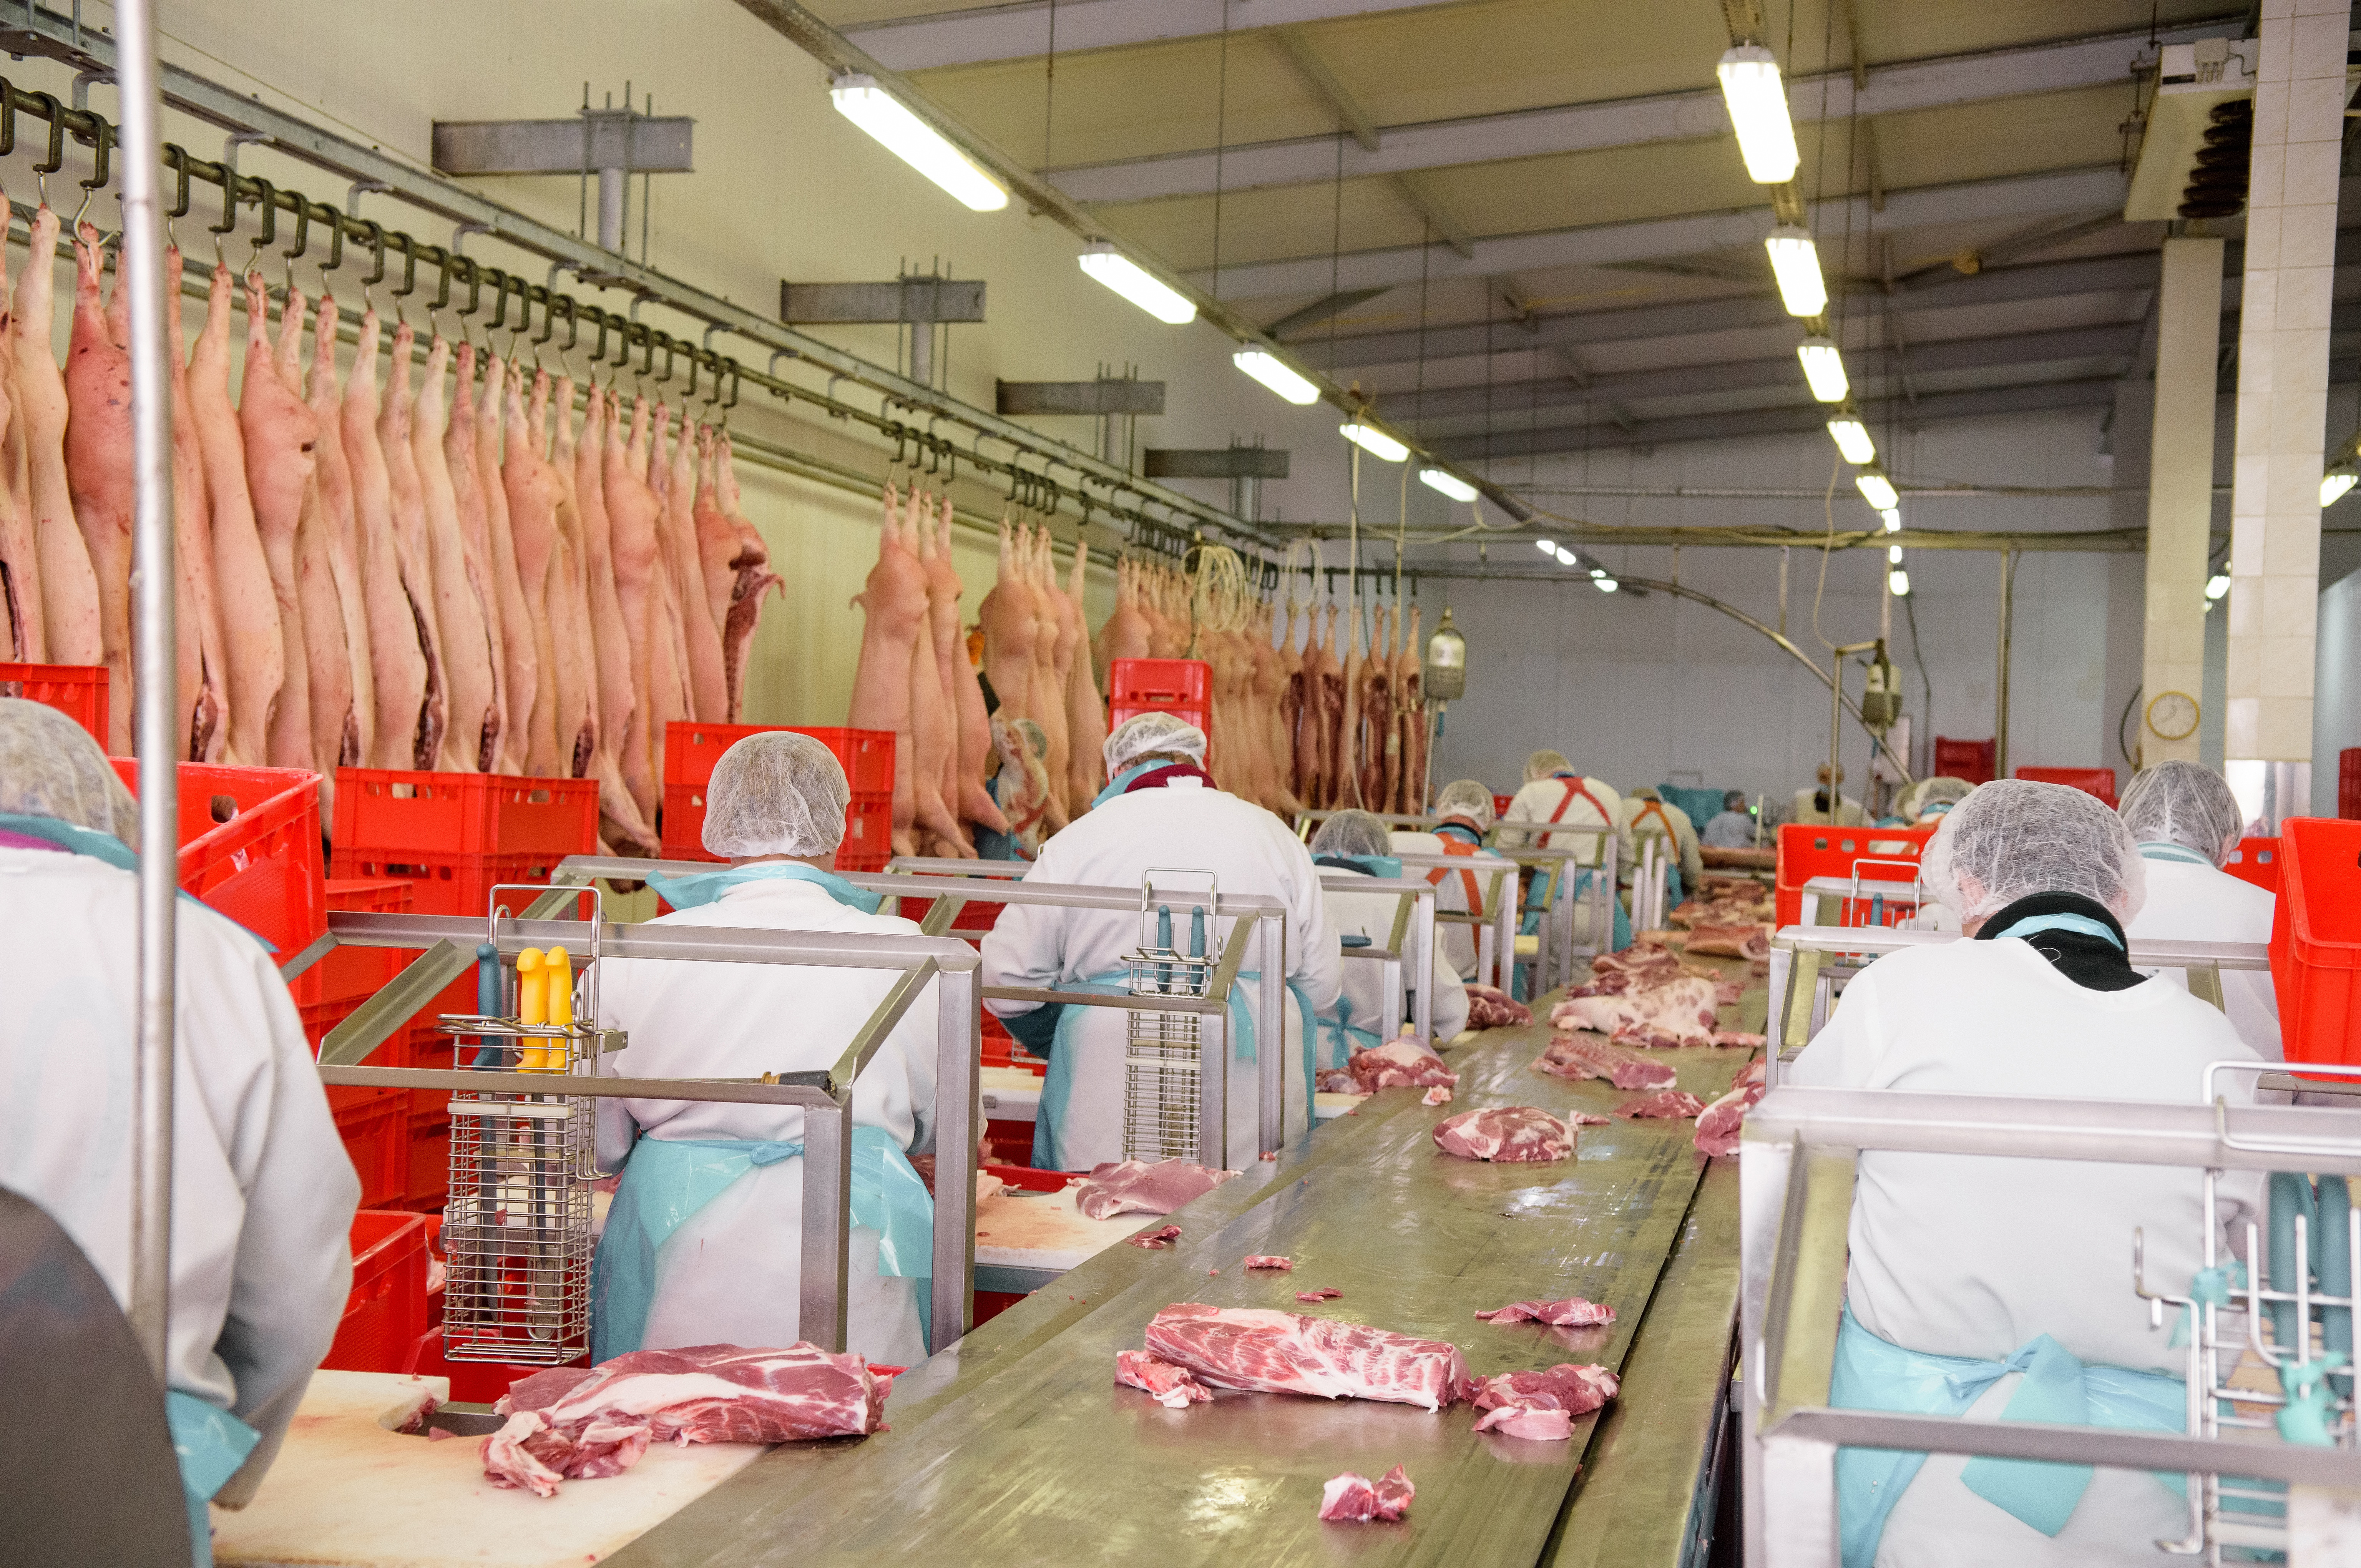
[1587,566,1605,577]
[1554,546,1579,566]
[1888,543,1904,565]
[1596,576,1619,593]
[1420,467,1479,502]
[2206,572,2231,600]
[830,75,1008,212]
[1855,468,1899,511]
[1716,45,1801,184]
[1763,226,1827,317]
[2323,465,2358,507]
[1888,568,1911,597]
[1826,414,1875,466]
[1234,348,1319,405]
[1340,422,1409,462]
[1078,243,1195,324]
[1880,508,1901,532]
[1796,336,1848,402]
[1535,538,1559,556]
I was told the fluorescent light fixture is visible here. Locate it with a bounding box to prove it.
[1535,538,1559,556]
[2206,572,2231,600]
[1340,422,1409,462]
[1888,568,1911,597]
[1855,468,1899,511]
[1588,567,1606,578]
[1717,45,1801,183]
[1596,576,1620,593]
[1763,226,1827,317]
[1078,243,1195,324]
[1880,508,1901,532]
[1234,348,1319,405]
[2323,466,2358,507]
[1796,336,1848,402]
[830,75,1008,212]
[1888,543,1904,565]
[1826,414,1875,465]
[1554,546,1579,566]
[1420,467,1479,502]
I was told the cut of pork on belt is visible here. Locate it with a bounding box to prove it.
[1138,1303,1473,1411]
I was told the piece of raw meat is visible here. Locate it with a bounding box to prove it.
[1141,1303,1472,1412]
[1712,1030,1766,1048]
[1695,1059,1768,1158]
[61,220,133,752]
[1315,1070,1361,1095]
[1474,1297,1616,1327]
[1069,1160,1239,1221]
[1245,1255,1293,1271]
[1127,1225,1182,1250]
[1531,1033,1679,1091]
[1346,1035,1458,1091]
[1319,1465,1415,1523]
[1463,983,1531,1030]
[481,1409,654,1497]
[1551,977,1720,1049]
[496,1343,890,1443]
[1432,1106,1575,1163]
[1423,1085,1455,1106]
[1469,1363,1620,1441]
[1685,922,1772,960]
[1569,945,1686,996]
[1297,1287,1343,1302]
[1116,1349,1212,1409]
[1621,1090,1708,1120]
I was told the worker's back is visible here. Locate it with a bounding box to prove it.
[2125,856,2280,1057]
[1498,774,1624,863]
[1315,863,1470,1048]
[1390,827,1508,980]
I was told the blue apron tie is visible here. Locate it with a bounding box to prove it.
[644,860,886,915]
[591,1126,933,1360]
[1991,912,2124,949]
[1312,853,1404,880]
[2137,841,2215,866]
[0,811,278,951]
[1089,758,1169,808]
[168,1390,259,1566]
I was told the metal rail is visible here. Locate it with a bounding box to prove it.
[1388,847,1518,996]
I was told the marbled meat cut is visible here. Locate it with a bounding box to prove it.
[480,1410,655,1497]
[1431,1106,1575,1163]
[1621,1090,1708,1120]
[1140,1303,1472,1412]
[1463,984,1531,1029]
[1684,922,1772,960]
[1070,1159,1239,1220]
[1470,1364,1620,1441]
[1695,1059,1768,1157]
[1569,945,1686,995]
[1550,977,1720,1048]
[1473,1297,1616,1327]
[1346,1036,1459,1091]
[1320,1465,1415,1523]
[1297,1287,1343,1302]
[1244,1255,1294,1270]
[1116,1349,1212,1409]
[1531,1033,1678,1091]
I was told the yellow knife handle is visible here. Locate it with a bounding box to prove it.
[515,948,548,1070]
[546,947,575,1042]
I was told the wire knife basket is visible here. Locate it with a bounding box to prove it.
[437,884,609,1366]
[1121,869,1222,1164]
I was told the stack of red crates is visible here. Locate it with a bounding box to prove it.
[1106,658,1214,771]
[109,757,327,960]
[659,723,895,870]
[2341,748,2361,820]
[1934,737,1996,784]
[1773,822,1938,929]
[1,660,107,745]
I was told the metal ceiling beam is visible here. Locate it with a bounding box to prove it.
[1392,171,1476,259]
[1273,27,1381,152]
[1189,165,2127,301]
[845,0,1459,72]
[1267,286,1394,337]
[1050,22,2226,204]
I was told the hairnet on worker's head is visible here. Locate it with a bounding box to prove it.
[1311,809,1392,860]
[701,731,850,859]
[2119,760,2246,865]
[1435,779,1495,828]
[1630,785,1660,802]
[1921,779,2147,926]
[1723,791,1747,811]
[1897,775,1973,821]
[1103,712,1207,773]
[1525,749,1572,782]
[0,698,137,842]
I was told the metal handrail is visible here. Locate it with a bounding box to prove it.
[1312,871,1438,1047]
[1388,849,1518,995]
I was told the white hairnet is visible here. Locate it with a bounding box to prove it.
[1921,779,2147,926]
[1525,749,1571,782]
[701,731,849,859]
[0,698,136,842]
[1435,779,1495,829]
[1104,712,1207,773]
[1898,776,1973,821]
[2119,760,2245,865]
[1311,810,1391,859]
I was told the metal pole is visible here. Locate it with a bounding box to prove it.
[929,962,978,1348]
[1410,890,1434,1048]
[1256,912,1285,1158]
[1828,649,1844,825]
[119,0,179,1383]
[797,1098,851,1354]
[1995,548,2014,779]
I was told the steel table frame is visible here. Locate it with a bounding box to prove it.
[1388,848,1519,997]
[1489,833,1617,996]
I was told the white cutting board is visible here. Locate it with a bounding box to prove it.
[212,1371,764,1567]
[973,1184,1161,1273]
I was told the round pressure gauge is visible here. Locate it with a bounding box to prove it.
[2145,690,2200,741]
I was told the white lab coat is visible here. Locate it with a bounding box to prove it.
[2125,857,2280,1060]
[0,846,357,1506]
[594,877,938,1367]
[1790,937,2262,1567]
[1318,864,1469,1046]
[1496,774,1627,865]
[980,779,1341,1171]
[1701,809,1758,849]
[1789,787,1871,827]
[1616,796,1703,890]
[1390,829,1511,981]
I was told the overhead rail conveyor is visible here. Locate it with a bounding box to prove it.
[0,11,1267,553]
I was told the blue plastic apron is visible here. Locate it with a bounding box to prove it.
[1314,858,1403,1065]
[590,1125,935,1360]
[168,1390,259,1566]
[643,859,886,914]
[0,811,277,951]
[1828,1307,2187,1568]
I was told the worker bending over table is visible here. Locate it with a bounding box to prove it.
[2116,759,2278,1058]
[1390,777,1509,980]
[981,714,1339,1170]
[1617,785,1703,905]
[594,731,939,1367]
[1307,810,1469,1056]
[1495,749,1631,979]
[1790,779,2260,1567]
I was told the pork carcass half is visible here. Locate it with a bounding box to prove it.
[714,435,780,724]
[61,221,134,752]
[1432,1106,1575,1163]
[903,495,972,855]
[1320,1465,1415,1523]
[237,276,320,772]
[1140,1303,1471,1412]
[848,488,939,856]
[1531,1033,1678,1091]
[0,218,38,664]
[603,395,662,815]
[298,289,367,770]
[412,334,499,772]
[1069,1159,1238,1221]
[1114,1350,1212,1409]
[1694,1059,1767,1158]
[191,258,282,764]
[1469,1364,1619,1440]
[478,357,536,774]
[1344,1036,1459,1091]
[16,209,105,700]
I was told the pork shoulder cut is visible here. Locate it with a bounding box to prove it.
[1140,1302,1472,1412]
[1432,1106,1576,1163]
[1684,922,1772,960]
[1346,1035,1459,1091]
[1463,984,1531,1029]
[1469,1364,1620,1440]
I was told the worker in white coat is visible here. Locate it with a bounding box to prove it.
[1307,810,1469,1058]
[0,700,356,1563]
[1792,762,1873,826]
[592,733,937,1368]
[1616,786,1703,904]
[2116,760,2279,1058]
[1496,749,1630,973]
[980,713,1340,1171]
[1790,780,2261,1568]
[1391,778,1512,981]
[1700,790,1758,849]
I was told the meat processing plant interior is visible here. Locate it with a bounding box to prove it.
[13,0,2361,1562]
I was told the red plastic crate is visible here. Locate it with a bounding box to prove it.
[1774,822,1938,929]
[1107,658,1212,709]
[2341,749,2361,821]
[2271,817,2361,1072]
[0,661,107,744]
[1934,737,1996,785]
[293,878,415,1009]
[1492,793,1514,821]
[327,847,576,918]
[662,722,895,795]
[659,784,892,870]
[2223,837,2280,894]
[334,769,599,859]
[110,757,326,957]
[322,1211,432,1373]
[2014,766,2118,807]
[334,1091,408,1210]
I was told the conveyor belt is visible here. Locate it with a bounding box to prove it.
[610,964,1762,1568]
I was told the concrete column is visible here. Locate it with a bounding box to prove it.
[2143,236,2224,767]
[2225,0,2343,826]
